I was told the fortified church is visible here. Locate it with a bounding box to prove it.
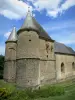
[4,9,75,88]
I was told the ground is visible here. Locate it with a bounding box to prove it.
[36,79,75,100]
[0,79,75,100]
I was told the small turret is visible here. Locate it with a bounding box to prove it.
[6,27,17,43]
[5,27,17,60]
[4,27,17,82]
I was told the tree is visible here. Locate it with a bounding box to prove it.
[0,55,4,79]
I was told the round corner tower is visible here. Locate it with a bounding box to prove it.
[16,10,40,87]
[4,27,17,82]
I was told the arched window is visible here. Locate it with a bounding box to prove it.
[72,62,75,70]
[61,63,65,73]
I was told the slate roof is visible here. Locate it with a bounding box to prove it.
[18,11,54,41]
[6,27,17,43]
[54,42,75,55]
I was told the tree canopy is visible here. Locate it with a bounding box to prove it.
[0,55,4,79]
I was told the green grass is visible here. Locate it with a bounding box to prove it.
[0,80,16,92]
[0,79,75,100]
[34,80,75,100]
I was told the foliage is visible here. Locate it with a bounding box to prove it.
[0,88,11,99]
[0,55,4,79]
[8,90,29,100]
[0,80,16,100]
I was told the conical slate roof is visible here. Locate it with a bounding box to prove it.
[54,42,75,55]
[18,10,54,41]
[6,27,17,43]
[21,10,38,31]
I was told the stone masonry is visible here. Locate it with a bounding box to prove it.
[3,9,75,88]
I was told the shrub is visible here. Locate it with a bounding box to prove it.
[8,90,29,100]
[0,88,11,99]
[0,55,4,79]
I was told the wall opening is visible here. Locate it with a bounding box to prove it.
[29,39,31,41]
[72,62,75,70]
[47,55,48,58]
[46,43,49,53]
[61,63,65,73]
[51,45,53,52]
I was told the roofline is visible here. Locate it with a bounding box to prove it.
[17,28,39,35]
[17,28,54,42]
[39,36,54,42]
[55,52,75,56]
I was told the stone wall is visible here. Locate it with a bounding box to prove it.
[4,60,16,82]
[5,42,16,60]
[39,39,55,60]
[16,30,56,87]
[4,42,17,82]
[39,39,56,85]
[17,31,40,59]
[55,54,75,80]
[40,60,56,85]
[16,30,40,87]
[16,59,40,88]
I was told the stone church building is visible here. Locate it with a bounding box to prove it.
[4,10,75,88]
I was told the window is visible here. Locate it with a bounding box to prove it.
[61,63,65,73]
[29,39,31,41]
[72,62,75,70]
[47,55,48,58]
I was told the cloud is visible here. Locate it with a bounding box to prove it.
[60,0,75,11]
[0,0,75,19]
[29,0,75,18]
[4,31,11,38]
[33,0,61,10]
[0,0,32,19]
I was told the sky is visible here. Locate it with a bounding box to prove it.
[0,0,75,55]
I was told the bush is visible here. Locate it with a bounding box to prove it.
[0,88,11,99]
[0,70,3,79]
[8,90,29,100]
[0,55,4,79]
[0,82,16,100]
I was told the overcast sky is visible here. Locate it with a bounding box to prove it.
[0,0,75,55]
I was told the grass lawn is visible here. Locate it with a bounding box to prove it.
[35,80,75,100]
[0,79,75,100]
